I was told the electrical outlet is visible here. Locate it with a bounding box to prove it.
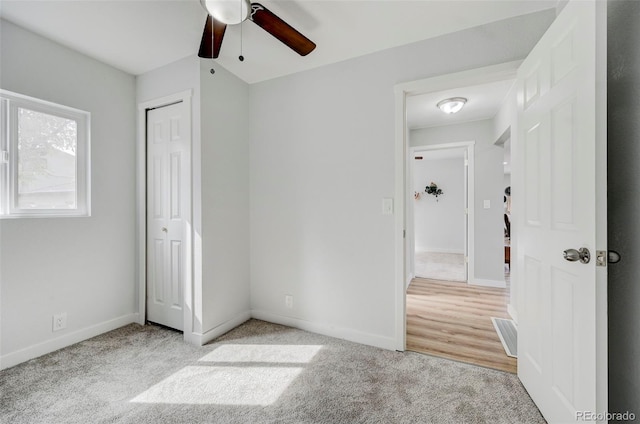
[52,313,67,332]
[285,295,293,309]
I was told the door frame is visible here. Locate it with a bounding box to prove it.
[393,61,521,350]
[136,89,195,342]
[408,142,475,285]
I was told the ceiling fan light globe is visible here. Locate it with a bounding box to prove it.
[201,0,251,25]
[437,97,467,114]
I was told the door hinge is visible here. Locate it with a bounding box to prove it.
[465,256,469,263]
[1,151,8,163]
[464,159,469,166]
[403,229,406,239]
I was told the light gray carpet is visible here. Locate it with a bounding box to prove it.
[415,251,466,282]
[0,319,545,423]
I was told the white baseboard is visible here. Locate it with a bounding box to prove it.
[470,278,506,288]
[507,304,518,324]
[192,311,251,346]
[0,313,139,370]
[251,309,397,351]
[415,248,465,255]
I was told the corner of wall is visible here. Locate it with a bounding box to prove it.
[199,59,251,335]
[250,310,397,351]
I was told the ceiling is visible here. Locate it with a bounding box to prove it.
[0,0,556,84]
[406,79,516,129]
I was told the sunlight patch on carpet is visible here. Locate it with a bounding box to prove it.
[130,366,302,406]
[199,344,323,364]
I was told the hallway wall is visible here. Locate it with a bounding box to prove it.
[607,0,640,413]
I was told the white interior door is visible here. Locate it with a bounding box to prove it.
[146,101,189,331]
[515,1,606,422]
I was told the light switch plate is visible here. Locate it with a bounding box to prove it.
[382,198,393,215]
[483,200,491,209]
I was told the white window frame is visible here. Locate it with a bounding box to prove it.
[0,90,91,218]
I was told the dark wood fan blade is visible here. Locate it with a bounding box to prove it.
[249,3,316,56]
[198,15,227,59]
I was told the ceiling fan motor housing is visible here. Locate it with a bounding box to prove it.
[200,0,251,25]
[198,0,316,59]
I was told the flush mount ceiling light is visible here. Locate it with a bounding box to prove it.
[437,97,468,114]
[201,0,251,25]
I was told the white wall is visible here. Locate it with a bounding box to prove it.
[413,157,465,253]
[607,0,640,410]
[0,19,137,368]
[136,57,251,341]
[249,10,555,348]
[494,84,518,316]
[493,82,517,143]
[199,61,251,338]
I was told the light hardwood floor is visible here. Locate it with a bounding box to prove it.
[406,277,517,374]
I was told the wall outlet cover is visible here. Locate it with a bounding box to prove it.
[53,312,67,332]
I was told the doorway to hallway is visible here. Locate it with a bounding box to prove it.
[411,146,468,283]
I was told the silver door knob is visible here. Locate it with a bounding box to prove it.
[563,247,590,264]
[162,227,168,233]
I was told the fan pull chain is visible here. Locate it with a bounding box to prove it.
[211,18,215,58]
[238,0,245,61]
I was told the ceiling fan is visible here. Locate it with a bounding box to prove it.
[198,0,316,59]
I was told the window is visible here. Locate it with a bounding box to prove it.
[1,90,90,217]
